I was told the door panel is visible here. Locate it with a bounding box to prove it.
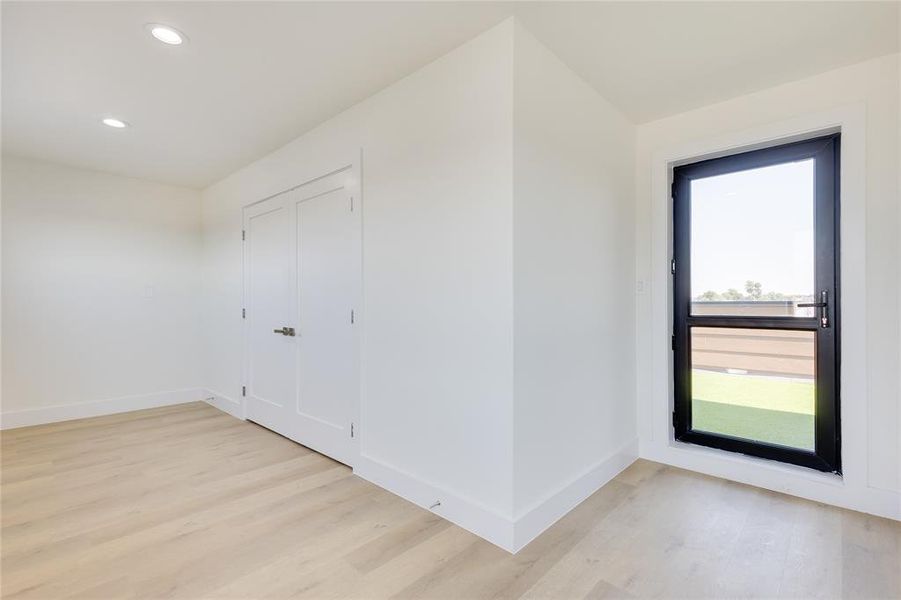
[296,188,355,431]
[689,159,815,318]
[673,134,840,473]
[289,184,358,465]
[243,170,360,467]
[245,194,296,429]
[690,326,816,451]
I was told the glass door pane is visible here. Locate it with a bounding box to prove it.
[690,159,815,317]
[690,327,815,450]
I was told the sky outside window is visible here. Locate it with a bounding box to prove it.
[690,159,814,301]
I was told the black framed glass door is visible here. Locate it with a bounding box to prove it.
[672,134,840,473]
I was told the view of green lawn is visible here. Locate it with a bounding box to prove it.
[691,369,815,450]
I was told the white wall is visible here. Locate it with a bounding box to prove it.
[511,23,637,548]
[201,21,516,542]
[897,13,901,506]
[1,156,203,427]
[201,19,642,550]
[635,54,901,519]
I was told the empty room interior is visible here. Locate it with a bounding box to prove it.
[2,1,900,598]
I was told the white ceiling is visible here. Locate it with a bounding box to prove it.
[518,2,898,123]
[2,2,898,189]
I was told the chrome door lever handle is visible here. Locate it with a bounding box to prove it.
[273,327,296,336]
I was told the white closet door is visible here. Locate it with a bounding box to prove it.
[293,184,358,465]
[243,171,359,467]
[244,191,297,434]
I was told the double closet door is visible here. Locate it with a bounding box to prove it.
[243,170,360,466]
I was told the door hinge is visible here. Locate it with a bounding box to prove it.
[671,258,676,275]
[671,334,676,350]
[242,385,246,397]
[671,180,677,199]
[350,196,354,212]
[242,308,246,319]
[350,422,355,438]
[350,309,355,324]
[672,411,678,427]
[242,229,246,241]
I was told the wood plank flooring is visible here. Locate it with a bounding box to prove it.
[2,402,898,599]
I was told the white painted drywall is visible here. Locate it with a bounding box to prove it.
[200,19,643,549]
[1,156,203,425]
[635,54,901,518]
[897,11,901,508]
[511,23,637,545]
[201,21,516,533]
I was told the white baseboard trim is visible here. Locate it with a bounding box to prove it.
[201,389,244,420]
[354,453,516,551]
[0,388,205,430]
[512,437,639,552]
[354,439,640,554]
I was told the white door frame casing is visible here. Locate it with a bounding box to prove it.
[240,152,363,466]
[640,104,899,521]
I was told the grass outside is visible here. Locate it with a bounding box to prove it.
[691,369,815,451]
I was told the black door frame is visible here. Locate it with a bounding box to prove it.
[672,133,841,473]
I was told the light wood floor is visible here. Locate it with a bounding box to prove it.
[2,402,898,600]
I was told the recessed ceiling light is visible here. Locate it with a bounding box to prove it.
[102,117,128,129]
[146,23,186,45]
